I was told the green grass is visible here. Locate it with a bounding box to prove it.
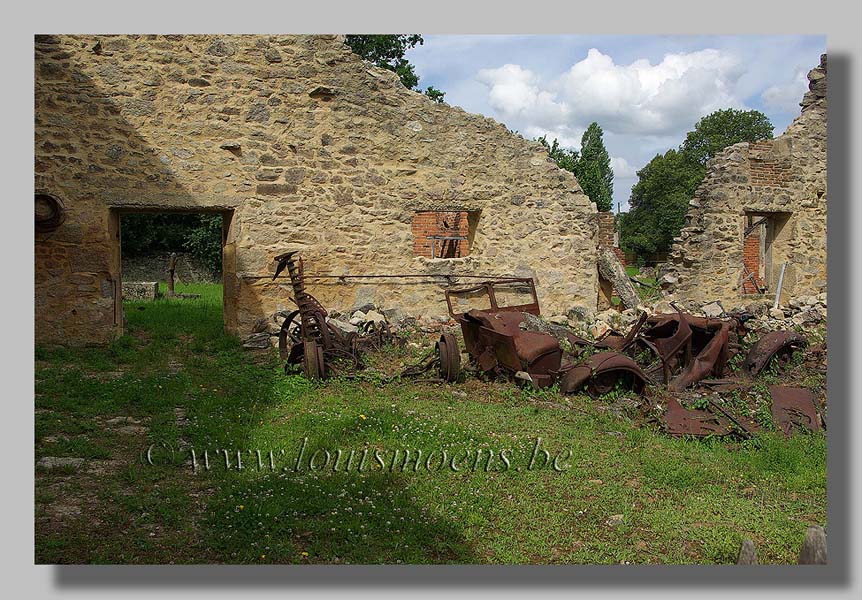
[34,283,827,564]
[624,265,661,303]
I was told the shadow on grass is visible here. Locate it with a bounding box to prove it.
[37,292,478,563]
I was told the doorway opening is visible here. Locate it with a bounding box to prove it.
[741,211,793,297]
[112,209,236,337]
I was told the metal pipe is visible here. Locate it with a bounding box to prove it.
[773,262,787,309]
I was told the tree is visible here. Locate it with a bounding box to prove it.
[619,149,704,257]
[536,135,579,173]
[423,86,445,104]
[122,213,223,275]
[576,123,614,212]
[681,108,774,166]
[620,108,774,259]
[344,35,445,103]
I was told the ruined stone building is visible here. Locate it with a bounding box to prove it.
[35,34,602,346]
[663,55,827,308]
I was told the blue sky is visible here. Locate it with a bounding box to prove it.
[405,35,826,211]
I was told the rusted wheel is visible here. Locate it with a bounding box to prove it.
[436,333,461,383]
[35,193,65,232]
[302,340,326,381]
[278,310,302,360]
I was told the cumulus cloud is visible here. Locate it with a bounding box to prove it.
[476,64,567,130]
[476,48,747,137]
[610,156,637,179]
[761,69,808,113]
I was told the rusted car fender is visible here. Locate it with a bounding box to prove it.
[560,351,650,397]
[743,331,807,376]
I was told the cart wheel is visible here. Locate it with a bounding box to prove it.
[302,340,326,381]
[436,333,461,383]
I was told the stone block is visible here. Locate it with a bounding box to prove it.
[121,281,159,301]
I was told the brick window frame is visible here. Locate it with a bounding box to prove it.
[411,210,474,258]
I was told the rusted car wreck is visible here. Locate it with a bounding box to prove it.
[272,254,823,439]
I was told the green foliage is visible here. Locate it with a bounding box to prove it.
[681,109,774,166]
[345,35,445,104]
[122,213,223,275]
[619,149,704,256]
[537,123,613,212]
[536,135,579,173]
[423,85,445,103]
[620,108,774,258]
[344,34,424,89]
[577,123,614,212]
[183,214,223,273]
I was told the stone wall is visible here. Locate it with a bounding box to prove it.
[122,252,220,284]
[662,54,827,308]
[35,34,598,345]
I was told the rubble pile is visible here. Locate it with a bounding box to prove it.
[738,294,827,333]
[241,304,414,350]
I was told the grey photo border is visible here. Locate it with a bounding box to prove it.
[7,0,860,595]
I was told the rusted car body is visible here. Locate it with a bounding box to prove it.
[446,279,561,388]
[446,279,649,394]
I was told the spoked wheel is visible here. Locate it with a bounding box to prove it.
[302,340,326,381]
[278,310,302,360]
[436,333,461,383]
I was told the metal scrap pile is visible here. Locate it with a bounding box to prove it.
[443,279,824,439]
[271,254,824,440]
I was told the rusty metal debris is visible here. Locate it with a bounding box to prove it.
[559,351,649,397]
[398,333,461,383]
[273,251,379,379]
[660,397,734,437]
[658,395,760,439]
[769,385,821,437]
[269,253,823,443]
[743,331,807,377]
[273,252,453,383]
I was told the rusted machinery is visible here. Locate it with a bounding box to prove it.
[270,253,821,439]
[272,251,458,382]
[272,251,356,380]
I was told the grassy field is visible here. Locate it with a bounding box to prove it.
[34,283,826,564]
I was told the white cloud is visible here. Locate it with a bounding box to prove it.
[475,48,747,137]
[476,64,567,130]
[610,156,637,179]
[761,69,808,113]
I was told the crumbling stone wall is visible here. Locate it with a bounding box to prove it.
[35,34,598,345]
[663,55,827,308]
[122,252,220,284]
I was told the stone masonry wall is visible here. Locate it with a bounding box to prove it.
[35,34,598,345]
[663,54,827,307]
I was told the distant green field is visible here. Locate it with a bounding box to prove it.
[34,283,826,564]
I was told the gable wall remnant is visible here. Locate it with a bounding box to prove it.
[663,54,827,307]
[35,34,599,345]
